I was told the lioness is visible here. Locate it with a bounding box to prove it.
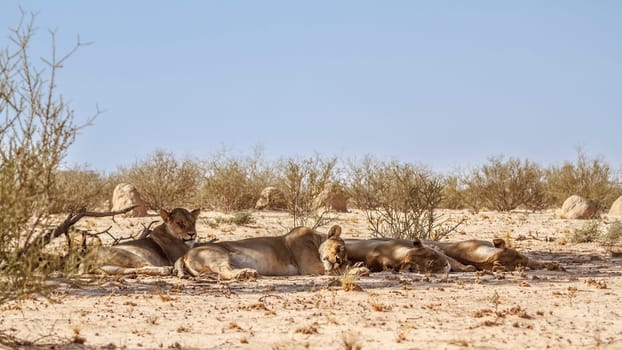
[425,239,560,271]
[97,208,200,275]
[174,225,347,280]
[344,238,457,273]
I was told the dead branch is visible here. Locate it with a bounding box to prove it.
[34,205,138,248]
[84,226,140,246]
[68,218,159,247]
[138,220,159,239]
[110,234,139,246]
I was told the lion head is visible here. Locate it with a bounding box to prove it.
[399,239,451,273]
[160,208,200,247]
[487,238,529,271]
[490,248,530,271]
[319,225,348,273]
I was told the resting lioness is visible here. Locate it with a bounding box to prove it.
[344,238,457,273]
[174,225,347,280]
[97,208,200,275]
[425,239,560,271]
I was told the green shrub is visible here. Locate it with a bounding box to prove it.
[462,155,546,212]
[214,211,255,226]
[117,150,203,210]
[569,220,601,243]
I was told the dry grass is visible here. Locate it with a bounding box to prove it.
[295,322,319,334]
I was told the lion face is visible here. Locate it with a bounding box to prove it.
[319,225,348,273]
[399,239,451,273]
[491,248,530,271]
[160,208,200,247]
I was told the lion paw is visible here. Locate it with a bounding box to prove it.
[347,266,370,277]
[464,264,477,272]
[234,269,259,281]
[173,258,186,278]
[492,262,506,272]
[544,262,564,271]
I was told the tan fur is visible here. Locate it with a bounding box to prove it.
[344,238,454,273]
[174,225,347,280]
[425,239,560,271]
[97,208,200,275]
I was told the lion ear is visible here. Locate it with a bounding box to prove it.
[190,208,201,220]
[412,239,423,248]
[159,209,171,222]
[492,238,506,249]
[327,225,342,239]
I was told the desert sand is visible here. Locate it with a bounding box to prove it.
[1,209,621,349]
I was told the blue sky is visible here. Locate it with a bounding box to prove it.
[1,1,620,173]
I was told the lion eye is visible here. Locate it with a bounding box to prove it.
[177,221,185,229]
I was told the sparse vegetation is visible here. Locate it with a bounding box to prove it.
[461,155,546,212]
[601,220,622,254]
[276,154,338,229]
[50,165,114,213]
[0,11,99,303]
[200,148,273,212]
[545,149,622,211]
[348,156,459,240]
[339,266,364,292]
[440,174,466,209]
[3,6,622,350]
[569,220,602,243]
[117,150,202,210]
[214,211,255,226]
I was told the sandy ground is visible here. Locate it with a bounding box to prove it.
[2,209,622,349]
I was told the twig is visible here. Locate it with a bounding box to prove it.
[138,220,159,239]
[32,205,138,249]
[111,234,139,246]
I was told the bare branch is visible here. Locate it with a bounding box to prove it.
[138,220,159,239]
[31,206,138,250]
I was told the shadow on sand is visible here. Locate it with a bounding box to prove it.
[54,250,621,298]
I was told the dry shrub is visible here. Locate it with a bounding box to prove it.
[214,211,255,226]
[544,150,622,211]
[462,155,546,212]
[569,220,601,243]
[49,166,114,213]
[601,220,622,253]
[0,11,99,303]
[117,150,202,210]
[347,156,458,240]
[276,154,338,228]
[440,174,467,209]
[339,266,364,292]
[200,148,273,212]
